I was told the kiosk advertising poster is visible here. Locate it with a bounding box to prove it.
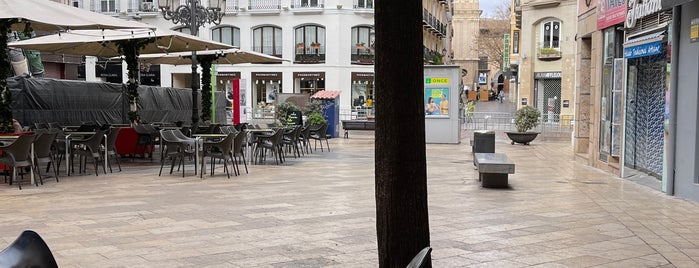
[424,88,449,117]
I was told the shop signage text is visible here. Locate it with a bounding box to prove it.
[597,0,627,30]
[534,72,562,79]
[625,0,663,29]
[624,41,662,58]
[425,78,450,84]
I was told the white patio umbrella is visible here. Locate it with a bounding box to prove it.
[8,28,234,128]
[7,28,233,58]
[0,0,154,31]
[0,0,154,132]
[135,48,285,65]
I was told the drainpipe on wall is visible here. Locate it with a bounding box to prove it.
[667,6,680,196]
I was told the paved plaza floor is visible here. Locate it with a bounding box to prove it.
[1,130,699,267]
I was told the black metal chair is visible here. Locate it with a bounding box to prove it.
[0,230,57,268]
[71,130,106,176]
[309,123,330,152]
[0,134,37,190]
[103,128,122,172]
[232,130,248,175]
[254,128,285,165]
[159,130,197,177]
[34,130,59,183]
[282,125,303,158]
[200,132,236,179]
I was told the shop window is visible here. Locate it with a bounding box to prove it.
[211,25,241,47]
[294,25,326,64]
[599,27,623,158]
[350,79,374,119]
[252,26,282,58]
[252,78,282,119]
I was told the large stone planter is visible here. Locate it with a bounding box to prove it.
[505,132,539,145]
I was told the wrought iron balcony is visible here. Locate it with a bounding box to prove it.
[295,46,325,63]
[248,0,281,13]
[291,0,324,8]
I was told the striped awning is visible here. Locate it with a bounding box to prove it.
[623,31,665,47]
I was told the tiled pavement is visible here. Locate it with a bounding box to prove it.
[2,131,699,267]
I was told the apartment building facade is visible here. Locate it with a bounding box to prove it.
[45,0,452,122]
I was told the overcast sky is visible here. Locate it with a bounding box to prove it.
[480,0,507,18]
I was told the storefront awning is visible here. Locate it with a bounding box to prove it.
[624,31,665,59]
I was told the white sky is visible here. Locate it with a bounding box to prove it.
[480,0,506,18]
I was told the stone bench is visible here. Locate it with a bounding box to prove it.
[474,153,515,188]
[341,120,375,139]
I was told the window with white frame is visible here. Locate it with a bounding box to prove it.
[211,26,240,47]
[541,20,560,49]
[294,25,326,63]
[252,26,282,57]
[97,0,117,13]
[354,0,373,8]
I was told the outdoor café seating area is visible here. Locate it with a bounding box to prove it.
[0,120,332,190]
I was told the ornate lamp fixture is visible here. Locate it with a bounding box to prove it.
[158,0,225,127]
[158,0,225,30]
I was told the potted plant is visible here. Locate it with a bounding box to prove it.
[505,106,541,145]
[355,42,366,49]
[307,112,327,125]
[310,42,321,49]
[296,42,305,49]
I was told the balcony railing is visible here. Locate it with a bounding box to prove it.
[351,51,374,65]
[295,53,326,64]
[248,0,281,11]
[422,8,446,38]
[226,0,239,13]
[291,0,324,8]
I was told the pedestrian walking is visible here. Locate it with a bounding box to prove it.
[498,90,504,103]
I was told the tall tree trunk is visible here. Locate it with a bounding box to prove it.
[375,0,430,267]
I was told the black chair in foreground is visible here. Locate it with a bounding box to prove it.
[0,230,58,268]
[406,247,432,268]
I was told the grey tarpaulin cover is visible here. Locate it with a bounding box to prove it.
[7,76,226,126]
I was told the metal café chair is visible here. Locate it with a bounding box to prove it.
[0,134,37,190]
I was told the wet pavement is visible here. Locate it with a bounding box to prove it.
[0,124,698,267]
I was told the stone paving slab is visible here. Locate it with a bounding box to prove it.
[0,134,698,267]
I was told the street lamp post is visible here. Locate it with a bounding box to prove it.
[158,0,225,128]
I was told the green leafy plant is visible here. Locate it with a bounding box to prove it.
[514,106,541,133]
[307,112,327,125]
[539,47,560,55]
[303,100,325,115]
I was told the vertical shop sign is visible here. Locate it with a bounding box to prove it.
[503,34,510,72]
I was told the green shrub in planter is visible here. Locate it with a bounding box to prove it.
[514,106,541,133]
[307,112,327,125]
